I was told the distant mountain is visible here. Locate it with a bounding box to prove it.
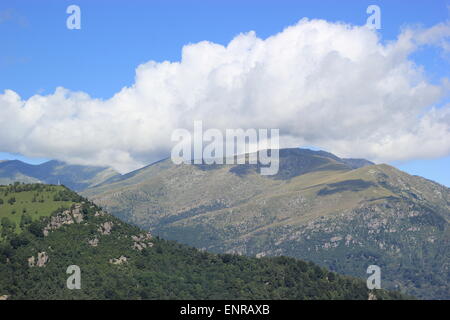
[83,148,450,299]
[0,184,406,300]
[0,160,120,191]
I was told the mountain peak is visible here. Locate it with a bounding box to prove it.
[0,159,26,165]
[84,147,449,299]
[0,159,120,191]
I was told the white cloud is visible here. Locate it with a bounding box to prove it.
[1,18,450,173]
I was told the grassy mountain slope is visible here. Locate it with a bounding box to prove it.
[0,160,119,191]
[0,184,406,300]
[0,183,78,241]
[83,148,450,299]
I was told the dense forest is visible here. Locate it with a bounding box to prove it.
[0,184,408,300]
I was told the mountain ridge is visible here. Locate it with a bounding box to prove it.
[82,148,449,299]
[0,183,407,300]
[0,159,120,191]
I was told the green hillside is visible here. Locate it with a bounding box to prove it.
[83,148,450,299]
[0,183,78,241]
[0,184,407,300]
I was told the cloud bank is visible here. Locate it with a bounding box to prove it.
[1,19,450,173]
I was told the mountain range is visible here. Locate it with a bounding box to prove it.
[0,160,119,191]
[0,184,405,300]
[81,148,450,299]
[1,148,448,299]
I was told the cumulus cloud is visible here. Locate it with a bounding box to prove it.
[1,18,450,173]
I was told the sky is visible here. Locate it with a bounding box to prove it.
[0,0,449,186]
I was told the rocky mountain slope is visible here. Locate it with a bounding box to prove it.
[83,148,450,299]
[0,160,120,191]
[0,183,406,300]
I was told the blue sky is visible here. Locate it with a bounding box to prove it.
[0,0,449,186]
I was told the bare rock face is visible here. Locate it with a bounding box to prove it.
[88,238,99,247]
[131,233,153,251]
[132,241,154,251]
[0,295,9,300]
[255,252,266,258]
[43,211,73,236]
[43,205,84,236]
[28,252,49,267]
[72,207,83,223]
[368,292,378,300]
[94,211,106,217]
[27,256,35,267]
[109,256,127,265]
[37,252,49,267]
[98,221,114,235]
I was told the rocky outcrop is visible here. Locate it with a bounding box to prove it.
[28,252,49,267]
[43,205,84,236]
[28,256,35,267]
[94,211,106,217]
[131,233,153,251]
[109,256,127,265]
[0,295,9,300]
[37,252,49,267]
[98,221,114,235]
[88,238,99,247]
[368,292,378,300]
[71,207,83,223]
